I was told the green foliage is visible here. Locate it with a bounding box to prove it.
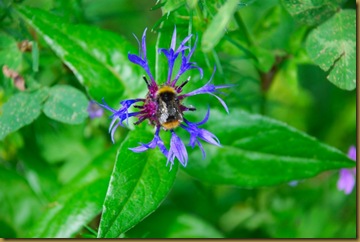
[0,167,42,237]
[201,0,239,52]
[17,5,144,104]
[29,145,117,237]
[127,206,224,238]
[0,88,48,140]
[163,0,186,13]
[0,32,22,69]
[186,109,354,187]
[306,10,356,90]
[282,0,356,90]
[98,129,178,238]
[43,85,88,124]
[282,0,346,26]
[0,0,356,239]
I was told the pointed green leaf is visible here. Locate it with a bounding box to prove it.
[0,88,48,140]
[306,10,356,90]
[98,129,178,238]
[185,109,355,187]
[201,0,239,52]
[16,6,144,103]
[282,0,346,26]
[43,85,88,124]
[28,146,117,238]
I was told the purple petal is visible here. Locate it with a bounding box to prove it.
[170,26,177,50]
[187,35,197,60]
[288,181,299,187]
[141,28,148,60]
[348,146,356,161]
[172,35,203,85]
[99,98,143,143]
[337,146,356,195]
[129,145,149,153]
[184,109,220,146]
[87,100,104,119]
[196,140,206,159]
[199,128,221,146]
[108,117,117,133]
[180,67,231,113]
[110,122,121,144]
[181,109,221,158]
[128,29,155,82]
[129,126,168,158]
[159,27,192,84]
[209,93,230,114]
[194,106,210,125]
[168,131,188,167]
[98,98,117,112]
[157,141,168,158]
[128,54,146,66]
[159,48,174,59]
[337,168,356,194]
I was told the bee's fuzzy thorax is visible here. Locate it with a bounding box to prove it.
[156,85,177,95]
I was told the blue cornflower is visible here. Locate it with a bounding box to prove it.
[100,27,230,168]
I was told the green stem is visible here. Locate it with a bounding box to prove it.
[259,56,287,115]
[188,8,193,47]
[212,49,223,75]
[233,11,253,46]
[195,4,205,25]
[84,225,97,236]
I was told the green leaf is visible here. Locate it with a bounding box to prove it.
[28,146,117,238]
[19,148,61,202]
[252,5,296,52]
[31,178,109,238]
[0,32,22,69]
[201,0,239,52]
[163,0,186,13]
[0,88,48,140]
[43,85,88,124]
[0,167,42,237]
[306,10,356,90]
[33,118,106,183]
[127,207,224,238]
[266,59,312,130]
[282,0,345,26]
[98,129,178,238]
[186,0,198,9]
[185,109,355,187]
[17,6,144,103]
[250,46,275,73]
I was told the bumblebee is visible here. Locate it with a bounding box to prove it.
[135,76,194,130]
[155,86,183,130]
